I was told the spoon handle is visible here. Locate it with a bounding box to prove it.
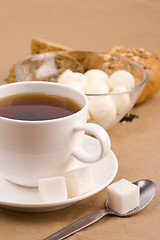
[43,209,109,240]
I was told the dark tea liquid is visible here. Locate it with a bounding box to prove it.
[0,93,81,121]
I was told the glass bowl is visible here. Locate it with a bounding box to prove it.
[15,51,148,130]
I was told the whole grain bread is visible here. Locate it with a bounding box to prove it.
[7,39,73,83]
[54,51,84,74]
[104,46,160,104]
[31,38,71,54]
[7,62,19,83]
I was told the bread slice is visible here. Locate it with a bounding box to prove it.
[31,38,71,55]
[7,62,19,83]
[55,51,84,74]
[6,38,72,83]
[68,51,94,72]
[6,39,85,83]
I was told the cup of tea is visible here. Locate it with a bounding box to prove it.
[0,81,111,187]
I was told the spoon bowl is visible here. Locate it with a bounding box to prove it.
[43,179,156,240]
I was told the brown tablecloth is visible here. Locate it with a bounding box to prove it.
[0,0,160,239]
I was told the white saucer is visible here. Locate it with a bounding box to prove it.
[0,135,118,212]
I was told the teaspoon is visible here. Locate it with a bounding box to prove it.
[43,179,156,240]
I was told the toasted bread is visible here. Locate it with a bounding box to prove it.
[31,38,71,55]
[7,38,72,83]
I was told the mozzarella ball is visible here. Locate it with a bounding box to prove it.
[88,95,117,129]
[85,69,109,81]
[63,80,85,93]
[108,70,135,90]
[111,87,131,114]
[65,72,87,86]
[85,69,110,94]
[57,69,73,84]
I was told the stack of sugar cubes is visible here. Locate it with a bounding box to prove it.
[39,174,140,215]
[38,166,95,202]
[57,69,135,129]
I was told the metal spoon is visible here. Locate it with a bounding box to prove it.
[43,179,156,240]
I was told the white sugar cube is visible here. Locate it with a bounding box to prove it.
[108,70,135,90]
[107,178,140,214]
[64,166,95,198]
[85,69,109,94]
[88,95,117,129]
[111,87,131,114]
[38,176,68,202]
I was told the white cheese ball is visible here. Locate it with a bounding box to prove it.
[69,72,87,86]
[85,69,109,81]
[58,71,87,92]
[88,95,117,129]
[63,72,87,86]
[85,69,110,94]
[111,87,131,115]
[63,80,85,93]
[57,69,73,84]
[108,70,135,90]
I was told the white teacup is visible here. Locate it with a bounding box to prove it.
[0,82,111,187]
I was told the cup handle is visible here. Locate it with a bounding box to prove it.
[71,123,111,163]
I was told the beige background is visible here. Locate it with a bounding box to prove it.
[0,0,160,239]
